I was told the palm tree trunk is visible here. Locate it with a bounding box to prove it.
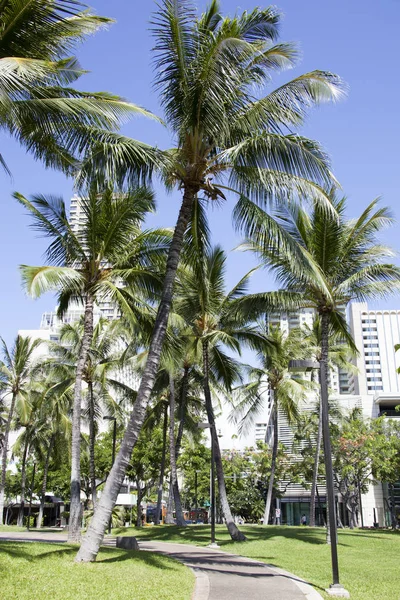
[69,292,94,543]
[76,186,197,562]
[88,382,97,508]
[165,477,174,524]
[202,342,246,542]
[17,436,30,527]
[310,397,323,527]
[0,393,17,525]
[175,366,190,458]
[320,310,340,582]
[264,397,278,525]
[169,374,186,526]
[155,404,168,525]
[37,434,55,528]
[163,366,190,525]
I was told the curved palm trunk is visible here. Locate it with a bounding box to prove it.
[164,367,190,525]
[175,366,190,458]
[88,382,97,508]
[69,292,94,543]
[169,374,186,526]
[17,436,30,527]
[320,311,340,582]
[37,434,55,528]
[264,397,278,526]
[203,342,246,542]
[0,393,17,525]
[155,404,168,525]
[76,186,197,562]
[310,397,323,527]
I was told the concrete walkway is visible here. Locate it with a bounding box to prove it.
[0,530,68,543]
[138,540,322,600]
[0,531,322,600]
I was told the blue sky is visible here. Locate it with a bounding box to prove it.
[1,0,400,345]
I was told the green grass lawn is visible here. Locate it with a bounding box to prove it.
[0,525,28,532]
[0,525,65,533]
[116,524,400,600]
[0,541,194,600]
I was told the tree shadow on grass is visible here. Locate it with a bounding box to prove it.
[0,541,181,573]
[116,524,392,548]
[0,542,75,561]
[97,548,181,570]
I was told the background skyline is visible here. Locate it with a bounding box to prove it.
[1,0,399,345]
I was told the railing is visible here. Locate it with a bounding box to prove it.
[378,410,400,418]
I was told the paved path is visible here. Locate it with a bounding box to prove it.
[0,530,68,543]
[138,541,322,600]
[0,531,322,600]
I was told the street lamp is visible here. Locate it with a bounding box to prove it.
[103,416,117,534]
[288,360,349,598]
[198,422,219,548]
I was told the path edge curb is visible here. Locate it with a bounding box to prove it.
[190,566,210,600]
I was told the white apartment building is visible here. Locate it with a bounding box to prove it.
[247,304,399,526]
[349,301,400,403]
[346,302,400,525]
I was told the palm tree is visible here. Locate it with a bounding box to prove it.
[147,351,205,525]
[0,335,42,525]
[235,194,400,581]
[36,377,72,529]
[77,0,345,561]
[47,317,136,508]
[234,326,309,525]
[0,0,157,176]
[13,384,44,527]
[300,317,355,527]
[175,244,260,540]
[17,187,169,541]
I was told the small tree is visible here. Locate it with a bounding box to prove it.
[370,418,400,529]
[126,423,165,527]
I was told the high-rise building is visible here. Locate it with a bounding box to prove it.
[349,302,400,400]
[266,308,351,396]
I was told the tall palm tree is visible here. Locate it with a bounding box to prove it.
[77,0,345,560]
[300,317,355,527]
[175,245,258,540]
[17,187,169,541]
[46,317,136,508]
[13,384,44,527]
[234,194,400,581]
[36,377,72,529]
[0,335,42,525]
[147,352,204,525]
[234,326,309,525]
[0,0,156,176]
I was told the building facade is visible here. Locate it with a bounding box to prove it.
[245,304,400,526]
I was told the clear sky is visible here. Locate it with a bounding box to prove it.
[1,0,400,346]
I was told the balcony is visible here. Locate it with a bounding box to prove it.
[378,409,400,418]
